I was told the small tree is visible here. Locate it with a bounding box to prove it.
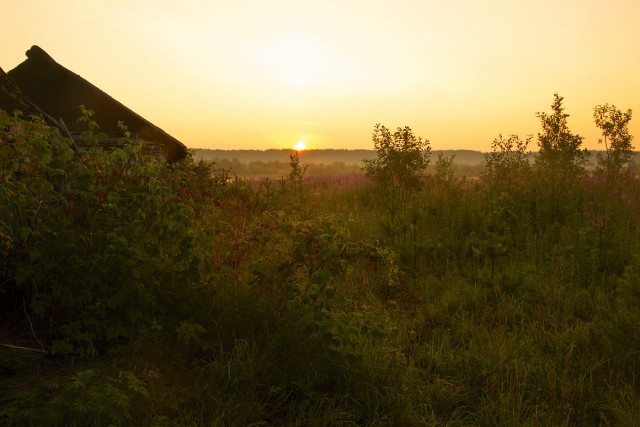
[484,134,531,194]
[363,124,430,253]
[534,94,588,222]
[593,104,634,176]
[288,149,307,202]
[433,152,456,184]
[288,150,307,182]
[535,93,588,177]
[363,123,431,201]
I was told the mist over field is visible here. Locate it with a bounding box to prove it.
[192,148,485,165]
[192,148,487,177]
[193,148,640,178]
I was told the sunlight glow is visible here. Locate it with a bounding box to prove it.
[249,33,347,89]
[293,141,307,151]
[3,1,640,150]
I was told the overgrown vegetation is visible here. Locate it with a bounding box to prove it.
[1,94,640,425]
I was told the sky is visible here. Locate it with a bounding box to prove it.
[2,0,640,151]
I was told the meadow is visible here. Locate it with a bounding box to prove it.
[1,96,640,426]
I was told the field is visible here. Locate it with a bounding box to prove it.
[2,105,640,426]
[190,148,487,178]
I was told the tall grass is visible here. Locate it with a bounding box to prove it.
[2,108,640,425]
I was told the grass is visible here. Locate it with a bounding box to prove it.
[2,109,640,425]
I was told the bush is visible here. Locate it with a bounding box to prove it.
[363,123,431,199]
[0,108,225,357]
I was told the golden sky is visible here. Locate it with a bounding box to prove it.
[2,0,640,151]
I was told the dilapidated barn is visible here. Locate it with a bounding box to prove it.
[1,46,187,162]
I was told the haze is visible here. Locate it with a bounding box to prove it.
[2,0,639,151]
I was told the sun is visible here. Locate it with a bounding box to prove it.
[293,141,307,151]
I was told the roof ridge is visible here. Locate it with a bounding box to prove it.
[26,45,55,62]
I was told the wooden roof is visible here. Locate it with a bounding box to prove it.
[7,46,187,162]
[0,65,58,126]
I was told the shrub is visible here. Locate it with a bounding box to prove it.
[363,123,431,201]
[0,108,225,357]
[593,103,634,177]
